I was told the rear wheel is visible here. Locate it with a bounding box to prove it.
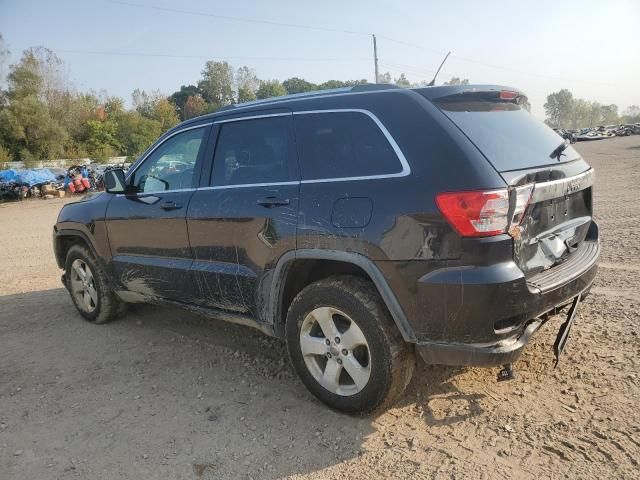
[64,244,123,324]
[286,276,415,414]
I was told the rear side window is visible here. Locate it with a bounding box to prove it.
[294,111,402,181]
[432,98,581,172]
[212,115,296,186]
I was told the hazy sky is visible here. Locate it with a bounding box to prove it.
[1,0,638,119]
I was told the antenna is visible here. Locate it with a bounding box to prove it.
[427,51,451,86]
[372,34,379,84]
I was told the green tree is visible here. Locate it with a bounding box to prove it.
[86,119,120,161]
[198,61,235,110]
[544,89,575,128]
[114,111,162,159]
[256,80,286,99]
[283,77,317,94]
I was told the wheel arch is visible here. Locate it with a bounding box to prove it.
[54,229,100,269]
[270,250,417,343]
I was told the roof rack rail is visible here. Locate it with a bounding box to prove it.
[218,83,402,112]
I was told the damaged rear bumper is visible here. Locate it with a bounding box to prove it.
[415,238,599,367]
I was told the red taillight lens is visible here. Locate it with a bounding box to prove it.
[499,90,518,100]
[436,185,535,237]
[436,189,510,237]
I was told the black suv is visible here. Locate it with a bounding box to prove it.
[54,84,599,413]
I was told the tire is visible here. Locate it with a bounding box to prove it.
[286,275,415,414]
[64,244,124,324]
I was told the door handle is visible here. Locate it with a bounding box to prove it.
[160,201,183,211]
[257,196,290,208]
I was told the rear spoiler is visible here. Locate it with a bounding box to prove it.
[415,85,528,104]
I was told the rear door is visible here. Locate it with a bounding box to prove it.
[105,124,210,301]
[187,113,299,318]
[428,89,596,278]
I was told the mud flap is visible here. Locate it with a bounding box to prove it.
[553,293,581,367]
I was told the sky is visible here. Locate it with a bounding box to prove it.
[1,0,638,119]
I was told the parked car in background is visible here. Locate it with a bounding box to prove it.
[53,84,599,413]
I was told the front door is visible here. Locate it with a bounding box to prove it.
[105,124,210,302]
[187,113,299,319]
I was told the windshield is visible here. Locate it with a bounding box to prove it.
[433,99,581,172]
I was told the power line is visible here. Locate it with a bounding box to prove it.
[378,35,613,87]
[94,0,611,88]
[96,0,370,37]
[57,49,370,62]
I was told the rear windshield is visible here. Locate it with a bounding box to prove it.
[433,99,581,172]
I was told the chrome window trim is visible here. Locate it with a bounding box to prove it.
[198,181,299,191]
[530,168,594,203]
[206,108,411,189]
[114,187,196,197]
[294,109,411,184]
[125,122,212,182]
[213,112,292,124]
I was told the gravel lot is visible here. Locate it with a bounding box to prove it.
[1,136,639,479]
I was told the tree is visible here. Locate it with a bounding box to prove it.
[378,72,392,84]
[544,89,575,128]
[235,66,259,96]
[169,84,199,119]
[183,95,207,119]
[600,104,619,125]
[444,77,469,85]
[198,61,235,110]
[318,79,367,89]
[150,98,179,130]
[394,73,412,88]
[0,34,10,86]
[283,77,316,94]
[256,80,286,99]
[622,105,640,123]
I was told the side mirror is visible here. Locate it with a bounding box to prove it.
[104,168,127,194]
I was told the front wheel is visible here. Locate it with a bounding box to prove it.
[286,276,415,414]
[64,244,123,324]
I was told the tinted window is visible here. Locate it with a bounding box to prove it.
[433,100,581,172]
[133,127,205,193]
[294,112,402,180]
[212,116,296,186]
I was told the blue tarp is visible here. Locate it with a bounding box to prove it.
[0,169,18,183]
[0,168,57,186]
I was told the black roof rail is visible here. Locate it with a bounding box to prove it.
[218,83,402,112]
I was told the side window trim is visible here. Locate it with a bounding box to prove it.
[125,123,212,193]
[293,109,411,184]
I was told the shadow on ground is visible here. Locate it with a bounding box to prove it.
[0,288,476,479]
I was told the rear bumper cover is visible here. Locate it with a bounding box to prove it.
[415,238,599,367]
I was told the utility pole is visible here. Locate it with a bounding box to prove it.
[372,34,379,84]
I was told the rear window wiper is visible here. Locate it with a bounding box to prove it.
[550,139,570,160]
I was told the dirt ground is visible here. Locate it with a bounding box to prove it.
[1,136,639,479]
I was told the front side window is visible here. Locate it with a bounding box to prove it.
[294,111,402,181]
[133,127,205,193]
[212,116,296,186]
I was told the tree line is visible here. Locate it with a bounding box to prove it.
[1,36,636,165]
[544,89,639,129]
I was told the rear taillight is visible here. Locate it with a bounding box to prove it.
[436,185,534,237]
